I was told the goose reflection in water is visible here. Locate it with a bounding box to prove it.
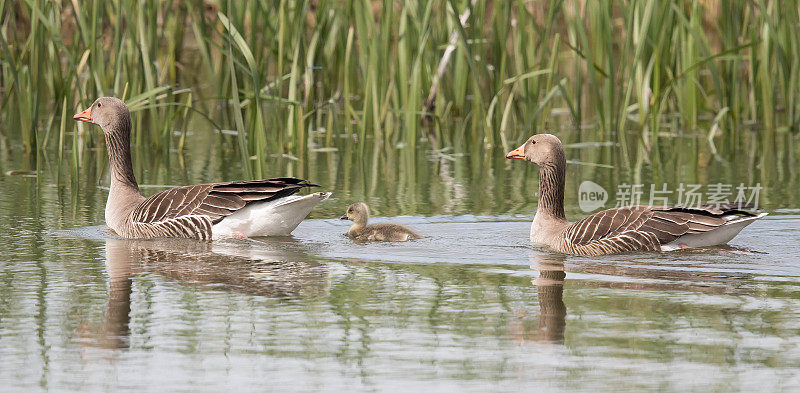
[507,254,567,345]
[99,237,330,349]
[532,254,567,344]
[514,246,760,346]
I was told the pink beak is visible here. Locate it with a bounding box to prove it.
[73,106,93,123]
[505,144,525,160]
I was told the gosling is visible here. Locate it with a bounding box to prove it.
[340,202,423,242]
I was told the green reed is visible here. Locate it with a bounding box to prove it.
[0,0,194,156]
[0,0,797,169]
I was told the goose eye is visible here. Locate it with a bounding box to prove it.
[97,102,102,108]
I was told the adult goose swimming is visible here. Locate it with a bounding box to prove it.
[506,134,767,256]
[73,97,330,240]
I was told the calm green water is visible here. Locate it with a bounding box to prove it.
[1,127,800,391]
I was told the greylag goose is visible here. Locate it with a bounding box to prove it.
[506,134,767,256]
[340,202,423,242]
[73,97,329,240]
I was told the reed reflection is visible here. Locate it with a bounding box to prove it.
[100,237,330,349]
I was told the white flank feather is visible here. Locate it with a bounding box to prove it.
[660,212,768,251]
[212,192,331,239]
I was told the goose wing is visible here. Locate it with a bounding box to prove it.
[130,177,318,225]
[563,204,757,255]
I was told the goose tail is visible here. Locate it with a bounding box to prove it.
[660,212,767,251]
[212,192,331,239]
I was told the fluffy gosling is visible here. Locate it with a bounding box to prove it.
[340,202,423,242]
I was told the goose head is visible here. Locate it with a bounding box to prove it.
[73,97,132,136]
[505,134,565,167]
[340,202,369,226]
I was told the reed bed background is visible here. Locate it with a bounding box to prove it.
[1,0,798,174]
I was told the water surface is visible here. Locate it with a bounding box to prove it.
[1,130,799,391]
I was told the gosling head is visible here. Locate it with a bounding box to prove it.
[340,202,370,226]
[73,97,132,136]
[505,133,565,167]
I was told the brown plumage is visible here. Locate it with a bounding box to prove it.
[506,134,766,256]
[122,178,318,240]
[74,97,324,240]
[340,202,423,242]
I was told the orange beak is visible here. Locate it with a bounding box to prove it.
[73,106,93,123]
[505,144,526,160]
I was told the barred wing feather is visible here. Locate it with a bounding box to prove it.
[132,178,315,224]
[562,204,758,256]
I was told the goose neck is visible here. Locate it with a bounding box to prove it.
[104,127,139,193]
[536,160,566,220]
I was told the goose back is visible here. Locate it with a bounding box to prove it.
[348,223,424,242]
